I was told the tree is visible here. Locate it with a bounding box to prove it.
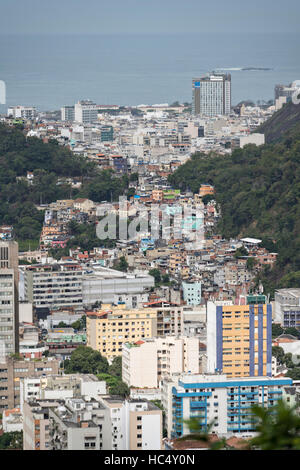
[63,346,109,375]
[108,356,122,378]
[97,372,129,397]
[179,418,228,450]
[286,368,300,380]
[149,268,161,285]
[234,246,248,258]
[272,323,284,338]
[71,315,86,331]
[272,346,285,365]
[250,400,300,450]
[202,194,215,205]
[284,327,300,338]
[179,401,300,450]
[0,431,23,450]
[246,257,258,271]
[109,380,130,397]
[114,256,128,272]
[283,352,295,369]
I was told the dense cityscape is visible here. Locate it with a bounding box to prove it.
[0,73,300,453]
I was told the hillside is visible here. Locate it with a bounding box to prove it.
[255,101,300,144]
[0,124,130,248]
[168,115,300,293]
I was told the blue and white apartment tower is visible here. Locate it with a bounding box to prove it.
[166,373,292,438]
[207,301,272,378]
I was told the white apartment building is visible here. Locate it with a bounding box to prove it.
[61,105,75,121]
[49,398,111,450]
[82,266,154,307]
[99,397,162,450]
[122,335,200,389]
[20,374,107,412]
[74,100,98,123]
[7,106,37,120]
[28,396,163,450]
[20,262,83,310]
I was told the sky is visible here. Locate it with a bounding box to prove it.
[0,0,299,35]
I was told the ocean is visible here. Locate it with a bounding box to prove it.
[0,32,299,112]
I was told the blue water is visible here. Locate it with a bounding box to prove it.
[0,32,299,111]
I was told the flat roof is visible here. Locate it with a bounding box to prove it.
[240,237,262,244]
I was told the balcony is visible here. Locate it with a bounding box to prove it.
[190,401,207,409]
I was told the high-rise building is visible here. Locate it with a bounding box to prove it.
[206,301,272,378]
[0,241,19,357]
[61,105,75,122]
[74,100,98,123]
[122,336,200,389]
[192,73,231,116]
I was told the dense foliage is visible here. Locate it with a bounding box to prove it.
[63,345,109,375]
[0,431,23,450]
[169,120,300,294]
[63,348,129,396]
[97,356,130,397]
[250,400,300,450]
[255,101,300,144]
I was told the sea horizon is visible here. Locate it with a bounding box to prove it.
[0,31,299,112]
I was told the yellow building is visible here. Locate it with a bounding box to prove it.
[199,184,214,197]
[168,251,186,275]
[207,302,272,378]
[86,304,157,360]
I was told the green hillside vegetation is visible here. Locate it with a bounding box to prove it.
[168,120,300,295]
[255,101,300,144]
[0,124,130,248]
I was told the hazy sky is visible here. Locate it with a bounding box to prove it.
[0,0,299,34]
